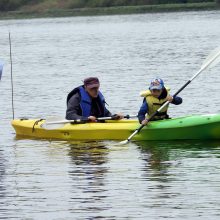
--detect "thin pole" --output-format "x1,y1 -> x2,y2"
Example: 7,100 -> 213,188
9,32 -> 15,120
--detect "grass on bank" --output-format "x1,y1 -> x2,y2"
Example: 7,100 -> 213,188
0,2 -> 219,19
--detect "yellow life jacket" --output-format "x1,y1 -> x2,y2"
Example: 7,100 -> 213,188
140,88 -> 170,120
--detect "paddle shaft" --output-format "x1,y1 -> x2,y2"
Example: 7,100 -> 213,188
126,51 -> 220,142
45,114 -> 136,125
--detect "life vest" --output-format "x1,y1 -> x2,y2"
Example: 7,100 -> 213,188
140,88 -> 170,120
67,86 -> 106,117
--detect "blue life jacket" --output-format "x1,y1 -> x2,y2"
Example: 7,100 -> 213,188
67,86 -> 106,117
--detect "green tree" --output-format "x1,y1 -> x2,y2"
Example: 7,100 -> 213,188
0,0 -> 36,11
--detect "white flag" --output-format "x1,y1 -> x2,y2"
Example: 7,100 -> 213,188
0,61 -> 3,80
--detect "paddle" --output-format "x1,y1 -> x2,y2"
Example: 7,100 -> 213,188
119,46 -> 220,145
41,114 -> 137,130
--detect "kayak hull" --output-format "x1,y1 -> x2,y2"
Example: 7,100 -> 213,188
11,114 -> 220,141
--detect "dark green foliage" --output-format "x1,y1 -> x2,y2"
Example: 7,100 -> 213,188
0,0 -> 43,11
83,0 -> 168,7
0,0 -> 216,12
80,0 -> 213,7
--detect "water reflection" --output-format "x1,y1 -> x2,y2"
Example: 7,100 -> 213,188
136,140 -> 220,181
137,140 -> 220,155
134,140 -> 220,214
67,141 -> 110,219
68,141 -> 109,166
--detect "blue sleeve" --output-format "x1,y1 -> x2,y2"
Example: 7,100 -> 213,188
172,96 -> 182,105
104,107 -> 112,117
138,99 -> 148,124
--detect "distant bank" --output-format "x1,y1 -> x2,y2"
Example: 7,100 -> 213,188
0,2 -> 220,20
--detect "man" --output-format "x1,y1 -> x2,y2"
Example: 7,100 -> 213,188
66,77 -> 123,121
138,78 -> 182,125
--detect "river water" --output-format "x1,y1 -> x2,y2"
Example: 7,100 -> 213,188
0,11 -> 220,219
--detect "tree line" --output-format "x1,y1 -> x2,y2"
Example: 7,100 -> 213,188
0,0 -> 217,12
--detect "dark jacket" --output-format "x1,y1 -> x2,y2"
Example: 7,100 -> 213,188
138,88 -> 182,123
66,86 -> 111,120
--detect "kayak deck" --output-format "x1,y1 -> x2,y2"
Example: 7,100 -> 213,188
11,114 -> 220,141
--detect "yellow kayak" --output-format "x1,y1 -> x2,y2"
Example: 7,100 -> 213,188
11,113 -> 220,141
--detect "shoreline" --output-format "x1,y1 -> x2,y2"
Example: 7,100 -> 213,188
0,2 -> 219,20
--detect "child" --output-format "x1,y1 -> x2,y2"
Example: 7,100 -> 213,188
138,78 -> 182,125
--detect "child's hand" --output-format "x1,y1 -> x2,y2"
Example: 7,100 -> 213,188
166,95 -> 173,102
141,119 -> 149,126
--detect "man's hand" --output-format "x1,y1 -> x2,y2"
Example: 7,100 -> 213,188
88,116 -> 97,122
112,113 -> 124,120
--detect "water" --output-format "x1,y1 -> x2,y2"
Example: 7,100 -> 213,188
0,11 -> 220,219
